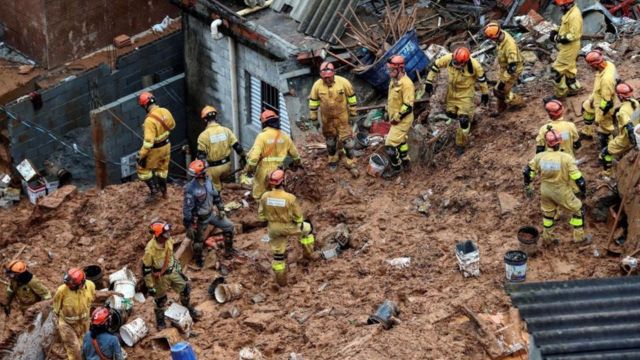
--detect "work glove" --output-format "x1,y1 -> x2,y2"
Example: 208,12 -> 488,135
136,155 -> 147,168
524,184 -> 534,199
3,305 -> 10,316
425,82 -> 434,95
186,227 -> 196,240
507,62 -> 517,75
550,30 -> 558,43
576,177 -> 587,199
600,100 -> 613,115
148,288 -> 157,296
481,94 -> 489,106
390,113 -> 401,125
218,208 -> 227,219
557,36 -> 571,44
239,155 -> 247,170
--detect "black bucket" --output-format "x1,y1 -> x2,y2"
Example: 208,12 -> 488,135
504,250 -> 528,282
517,226 -> 539,257
367,300 -> 398,329
84,265 -> 104,289
108,308 -> 125,334
355,132 -> 369,149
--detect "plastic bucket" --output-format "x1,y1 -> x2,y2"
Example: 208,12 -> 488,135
109,266 -> 135,285
106,294 -> 133,312
634,124 -> 640,150
214,283 -> 243,304
108,308 -> 125,334
164,302 -> 193,333
171,342 -> 197,360
517,226 -> 539,257
113,279 -> 136,299
83,265 -> 104,289
119,318 -> 148,347
504,250 -> 528,282
370,121 -> 391,136
367,300 -> 398,329
455,240 -> 480,277
355,132 -> 369,149
367,154 -> 388,177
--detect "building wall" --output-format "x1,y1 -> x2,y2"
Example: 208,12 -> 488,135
0,0 -> 47,64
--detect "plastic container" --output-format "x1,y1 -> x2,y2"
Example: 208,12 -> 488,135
213,283 -> 243,304
455,240 -> 480,277
367,300 -> 399,329
106,294 -> 133,312
108,308 -> 125,334
517,226 -> 539,257
113,279 -> 136,299
634,124 -> 640,150
355,132 -> 370,149
171,342 -> 197,360
83,265 -> 104,289
109,266 -> 136,285
164,302 -> 193,333
367,154 -> 388,177
119,318 -> 148,347
369,121 -> 391,136
504,250 -> 528,282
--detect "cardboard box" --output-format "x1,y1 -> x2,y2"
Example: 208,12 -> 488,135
22,179 -> 46,205
43,175 -> 59,194
16,159 -> 38,181
4,188 -> 20,202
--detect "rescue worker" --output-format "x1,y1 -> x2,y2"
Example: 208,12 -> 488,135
524,129 -> 589,245
53,268 -> 95,360
142,221 -> 202,330
536,99 -> 581,157
258,169 -> 316,287
426,47 -> 490,155
136,92 -> 176,201
81,307 -> 125,360
384,55 -> 416,178
3,260 -> 51,315
581,50 -> 617,148
600,82 -> 639,177
244,110 -> 302,200
483,22 -> 525,114
308,62 -> 359,178
183,159 -> 235,267
550,0 -> 583,98
196,105 -> 247,191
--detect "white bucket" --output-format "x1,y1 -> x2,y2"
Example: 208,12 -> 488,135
106,294 -> 133,312
214,283 -> 243,304
113,279 -> 136,299
119,318 -> 148,347
109,266 -> 136,285
367,154 -> 387,177
164,302 -> 193,333
634,124 -> 640,150
455,240 -> 480,277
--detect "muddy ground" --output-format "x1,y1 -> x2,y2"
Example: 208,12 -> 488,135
0,47 -> 639,359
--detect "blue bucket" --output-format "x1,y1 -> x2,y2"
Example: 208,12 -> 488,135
355,30 -> 430,93
171,342 -> 197,360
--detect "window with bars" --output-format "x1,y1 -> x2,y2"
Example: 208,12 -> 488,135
249,73 -> 291,134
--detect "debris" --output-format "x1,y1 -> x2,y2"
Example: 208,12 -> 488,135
289,353 -> 304,360
455,240 -> 480,277
497,192 -> 519,215
164,302 -> 193,334
239,347 -> 264,360
38,185 -> 77,209
224,201 -> 242,212
367,300 -> 400,330
251,293 -> 266,304
17,65 -> 34,74
243,313 -> 274,332
16,159 -> 38,181
113,34 -> 132,48
385,257 -> 411,269
151,16 -> 175,33
4,187 -> 20,202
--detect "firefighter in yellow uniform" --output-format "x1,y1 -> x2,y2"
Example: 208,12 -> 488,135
483,22 -> 524,114
142,221 -> 201,330
536,100 -> 581,157
600,83 -> 640,177
426,47 -> 490,155
244,110 -> 302,200
309,62 -> 359,178
581,50 -> 617,149
53,268 -> 95,360
3,260 -> 51,315
136,91 -> 176,201
383,55 -> 415,178
258,169 -> 316,287
550,0 -> 583,98
524,129 -> 589,245
196,105 -> 247,191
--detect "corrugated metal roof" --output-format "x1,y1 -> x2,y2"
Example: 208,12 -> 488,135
271,0 -> 357,43
507,276 -> 640,359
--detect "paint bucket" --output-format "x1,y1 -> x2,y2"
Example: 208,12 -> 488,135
321,246 -> 338,260
634,124 -> 640,150
113,279 -> 136,299
108,308 -> 125,334
106,294 -> 133,312
109,266 -> 136,285
517,226 -> 539,257
455,240 -> 480,277
83,265 -> 104,289
355,132 -> 369,149
367,300 -> 399,330
214,283 -> 243,304
164,302 -> 193,333
119,318 -> 149,347
171,342 -> 197,360
367,153 -> 388,177
504,250 -> 528,282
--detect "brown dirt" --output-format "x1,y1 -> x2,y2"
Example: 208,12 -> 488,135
1,43 -> 640,359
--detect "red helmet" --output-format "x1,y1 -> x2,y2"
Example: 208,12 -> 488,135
200,105 -> 218,121
268,169 -> 285,186
545,129 -> 563,147
91,307 -> 111,326
64,268 -> 86,288
188,159 -> 207,178
6,260 -> 27,274
387,55 -> 405,70
319,62 -> 335,78
138,92 -> 155,107
260,109 -> 279,123
453,47 -> 471,66
483,22 -> 501,40
585,50 -> 605,69
150,221 -> 171,238
544,100 -> 564,119
616,82 -> 634,100
553,0 -> 574,5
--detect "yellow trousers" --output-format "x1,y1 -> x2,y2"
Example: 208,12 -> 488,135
137,143 -> 171,180
58,318 -> 89,360
206,162 -> 232,191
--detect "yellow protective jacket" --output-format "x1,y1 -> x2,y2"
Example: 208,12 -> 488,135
536,118 -> 579,157
528,150 -> 582,188
616,99 -> 640,128
53,281 -> 95,324
197,123 -> 238,163
427,53 -> 490,98
142,237 -> 177,290
497,32 -> 524,77
388,74 -> 415,123
309,76 -> 357,120
590,61 -> 617,111
8,275 -> 51,307
246,128 -> 300,170
558,5 -> 582,44
139,105 -> 176,158
258,188 -> 304,225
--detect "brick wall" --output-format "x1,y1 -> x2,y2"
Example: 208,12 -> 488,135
0,0 -> 47,65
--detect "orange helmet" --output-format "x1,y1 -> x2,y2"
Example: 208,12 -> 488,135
616,82 -> 634,100
138,92 -> 155,107
319,62 -> 335,78
150,221 -> 171,237
188,159 -> 207,178
483,22 -> 501,40
200,105 -> 218,121
260,109 -> 278,123
268,169 -> 285,186
585,50 -> 605,69
91,307 -> 111,326
545,129 -> 563,147
453,47 -> 471,66
6,260 -> 27,274
64,268 -> 86,288
544,99 -> 564,119
387,55 -> 405,70
553,0 -> 574,5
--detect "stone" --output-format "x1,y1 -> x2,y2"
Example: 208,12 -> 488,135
243,313 -> 274,332
497,192 -> 519,214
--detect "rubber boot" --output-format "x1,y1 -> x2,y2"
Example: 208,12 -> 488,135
154,307 -> 166,330
507,93 -> 525,109
300,235 -> 319,261
274,268 -> 288,287
157,177 -> 168,199
223,232 -> 234,258
491,98 -> 507,117
597,133 -> 610,152
144,178 -> 159,203
566,77 -> 582,97
573,228 -> 591,245
402,159 -> 411,172
180,296 -> 203,321
193,243 -> 204,268
542,227 -> 559,246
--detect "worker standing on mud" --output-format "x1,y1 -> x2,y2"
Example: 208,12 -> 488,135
196,105 -> 247,191
53,268 -> 95,360
483,22 -> 525,115
426,47 -> 490,155
383,55 -> 415,178
3,260 -> 51,315
600,83 -> 639,177
523,129 -> 590,246
183,159 -> 236,267
136,91 -> 176,202
142,221 -> 202,330
244,110 -> 302,200
536,100 -> 580,157
81,307 -> 125,360
258,169 -> 317,287
308,62 -> 359,178
581,50 -> 617,149
550,0 -> 583,98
